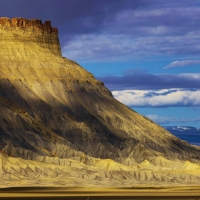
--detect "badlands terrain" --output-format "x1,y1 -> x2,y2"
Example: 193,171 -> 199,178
0,17 -> 200,188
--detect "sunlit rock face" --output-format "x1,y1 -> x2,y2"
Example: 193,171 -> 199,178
0,17 -> 61,56
0,17 -> 200,187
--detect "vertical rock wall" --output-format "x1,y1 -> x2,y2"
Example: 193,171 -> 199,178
0,17 -> 62,56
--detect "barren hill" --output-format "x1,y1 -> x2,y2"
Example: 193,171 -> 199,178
0,17 -> 200,187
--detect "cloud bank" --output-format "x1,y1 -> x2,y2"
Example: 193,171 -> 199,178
164,60 -> 200,69
62,2 -> 200,61
146,114 -> 200,125
112,89 -> 200,107
100,72 -> 200,108
0,1 -> 200,62
98,73 -> 200,90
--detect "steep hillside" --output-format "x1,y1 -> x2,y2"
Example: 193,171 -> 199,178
0,17 -> 200,187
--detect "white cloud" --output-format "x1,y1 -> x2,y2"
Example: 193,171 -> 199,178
146,114 -> 176,124
62,8 -> 200,62
146,114 -> 200,125
178,73 -> 200,79
62,33 -> 200,62
61,5 -> 200,63
112,89 -> 200,107
164,60 -> 200,69
63,34 -> 131,62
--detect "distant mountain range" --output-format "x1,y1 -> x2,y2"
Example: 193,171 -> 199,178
164,126 -> 200,146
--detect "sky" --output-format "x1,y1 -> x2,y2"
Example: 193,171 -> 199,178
1,0 -> 200,128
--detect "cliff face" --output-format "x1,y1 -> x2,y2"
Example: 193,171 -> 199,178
0,17 -> 61,56
0,17 -> 200,187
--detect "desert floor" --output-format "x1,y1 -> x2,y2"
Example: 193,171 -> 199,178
0,186 -> 200,200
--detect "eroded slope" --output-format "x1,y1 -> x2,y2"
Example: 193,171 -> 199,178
0,17 -> 200,186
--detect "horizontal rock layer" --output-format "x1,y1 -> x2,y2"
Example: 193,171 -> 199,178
0,17 -> 200,187
0,153 -> 200,187
0,17 -> 61,56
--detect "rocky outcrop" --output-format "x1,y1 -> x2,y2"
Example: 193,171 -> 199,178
0,17 -> 61,56
0,17 -> 200,187
0,153 -> 200,187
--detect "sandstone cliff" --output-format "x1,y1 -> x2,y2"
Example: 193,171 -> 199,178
0,17 -> 61,56
0,17 -> 200,187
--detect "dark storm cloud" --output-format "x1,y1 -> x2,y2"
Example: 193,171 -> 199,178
61,0 -> 200,61
0,0 -> 143,50
1,0 -> 200,60
97,72 -> 200,90
0,0 -> 151,40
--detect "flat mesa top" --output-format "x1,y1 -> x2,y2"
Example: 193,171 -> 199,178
0,17 -> 58,34
0,17 -> 61,56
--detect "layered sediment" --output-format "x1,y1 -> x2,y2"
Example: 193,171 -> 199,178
0,17 -> 200,187
0,17 -> 61,56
